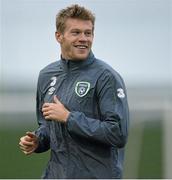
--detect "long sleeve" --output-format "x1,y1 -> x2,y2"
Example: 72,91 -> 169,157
34,73 -> 50,153
66,70 -> 129,148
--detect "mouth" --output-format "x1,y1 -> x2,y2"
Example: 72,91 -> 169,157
74,45 -> 88,49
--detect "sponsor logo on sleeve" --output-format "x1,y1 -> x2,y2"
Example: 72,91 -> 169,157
117,88 -> 125,98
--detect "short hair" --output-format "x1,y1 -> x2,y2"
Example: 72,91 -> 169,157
56,4 -> 95,33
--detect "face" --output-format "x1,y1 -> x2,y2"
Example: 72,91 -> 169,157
55,18 -> 94,60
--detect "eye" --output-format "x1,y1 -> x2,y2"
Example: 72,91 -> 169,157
71,31 -> 80,36
85,31 -> 92,37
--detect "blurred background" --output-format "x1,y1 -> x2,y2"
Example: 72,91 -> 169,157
0,0 -> 172,178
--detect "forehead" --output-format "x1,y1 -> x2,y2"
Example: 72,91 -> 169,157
64,18 -> 93,31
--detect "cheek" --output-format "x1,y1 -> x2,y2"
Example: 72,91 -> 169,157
88,38 -> 93,47
62,41 -> 71,51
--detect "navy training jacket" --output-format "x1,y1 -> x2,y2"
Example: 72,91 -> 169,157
35,52 -> 129,179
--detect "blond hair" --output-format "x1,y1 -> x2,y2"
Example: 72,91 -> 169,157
56,4 -> 95,33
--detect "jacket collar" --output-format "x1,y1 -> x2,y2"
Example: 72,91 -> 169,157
60,51 -> 94,71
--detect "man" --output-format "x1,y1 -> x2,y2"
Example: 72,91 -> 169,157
19,4 -> 129,179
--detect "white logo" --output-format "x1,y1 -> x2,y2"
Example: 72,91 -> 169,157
48,87 -> 55,95
75,81 -> 90,97
50,76 -> 57,86
117,88 -> 125,98
48,76 -> 57,95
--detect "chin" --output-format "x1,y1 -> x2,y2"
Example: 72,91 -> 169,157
75,53 -> 89,60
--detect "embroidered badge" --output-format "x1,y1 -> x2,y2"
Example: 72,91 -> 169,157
75,81 -> 90,97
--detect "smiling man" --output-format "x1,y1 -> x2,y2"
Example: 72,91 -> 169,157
56,18 -> 93,60
19,4 -> 129,179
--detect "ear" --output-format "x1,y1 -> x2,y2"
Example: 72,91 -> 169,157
55,31 -> 63,43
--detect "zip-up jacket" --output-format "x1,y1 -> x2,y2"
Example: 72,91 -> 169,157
35,52 -> 129,179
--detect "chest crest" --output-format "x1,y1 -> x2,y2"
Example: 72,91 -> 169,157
75,81 -> 90,97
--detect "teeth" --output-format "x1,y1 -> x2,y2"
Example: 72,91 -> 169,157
75,45 -> 87,49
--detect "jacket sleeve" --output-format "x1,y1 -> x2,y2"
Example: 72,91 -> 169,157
66,70 -> 129,148
34,73 -> 50,153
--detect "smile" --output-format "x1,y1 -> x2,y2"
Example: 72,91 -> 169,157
74,45 -> 88,49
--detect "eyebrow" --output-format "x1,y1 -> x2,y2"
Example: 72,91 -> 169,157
70,28 -> 92,31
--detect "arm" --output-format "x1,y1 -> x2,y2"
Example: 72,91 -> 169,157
66,71 -> 129,148
34,74 -> 50,153
19,73 -> 50,154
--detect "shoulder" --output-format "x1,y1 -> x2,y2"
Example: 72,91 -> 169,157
93,58 -> 128,98
37,60 -> 61,91
38,60 -> 62,82
93,58 -> 125,85
39,60 -> 61,76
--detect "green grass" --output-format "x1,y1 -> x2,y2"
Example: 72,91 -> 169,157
0,113 -> 50,178
123,119 -> 163,178
0,127 -> 50,178
0,114 -> 163,178
138,120 -> 163,178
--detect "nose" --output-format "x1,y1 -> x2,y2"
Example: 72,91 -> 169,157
78,33 -> 87,42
